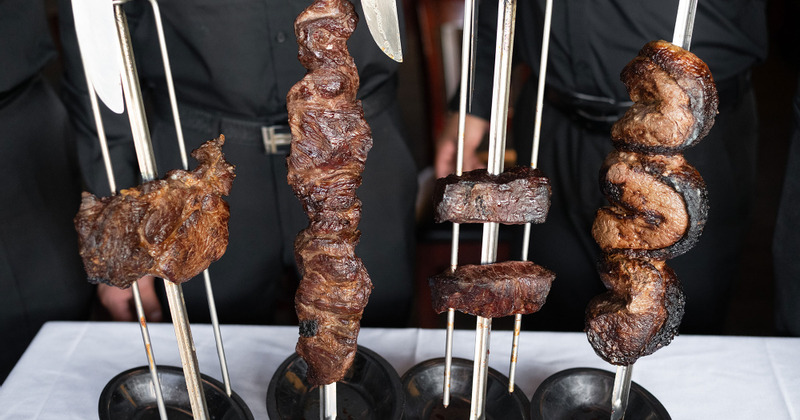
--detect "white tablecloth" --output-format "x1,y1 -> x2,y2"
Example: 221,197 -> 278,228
0,321 -> 798,419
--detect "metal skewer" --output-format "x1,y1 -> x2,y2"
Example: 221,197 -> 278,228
610,365 -> 634,420
113,3 -> 209,418
508,0 -> 553,394
672,0 -> 699,51
142,0 -> 233,396
441,0 -> 479,408
468,1 -> 517,418
320,383 -> 337,420
607,2 -> 699,418
77,14 -> 169,419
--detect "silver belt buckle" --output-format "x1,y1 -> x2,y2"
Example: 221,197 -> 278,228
261,125 -> 292,154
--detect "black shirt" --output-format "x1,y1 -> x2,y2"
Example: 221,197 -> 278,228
58,0 -> 405,193
0,0 -> 55,93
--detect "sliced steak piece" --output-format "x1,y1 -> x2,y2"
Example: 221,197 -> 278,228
430,260 -> 555,318
433,166 -> 551,225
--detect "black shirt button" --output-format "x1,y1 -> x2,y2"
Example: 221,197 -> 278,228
276,31 -> 286,43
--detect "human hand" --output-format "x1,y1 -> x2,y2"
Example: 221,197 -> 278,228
434,112 -> 490,179
97,275 -> 163,322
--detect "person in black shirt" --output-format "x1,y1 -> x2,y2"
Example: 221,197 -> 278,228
436,0 -> 767,334
58,0 -> 417,327
0,0 -> 95,383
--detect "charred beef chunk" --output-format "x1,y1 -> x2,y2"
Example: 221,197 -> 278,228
286,0 -> 373,387
74,136 -> 234,288
430,260 -> 555,318
591,150 -> 708,260
433,166 -> 551,225
586,255 -> 685,366
611,40 -> 718,155
587,41 -> 716,365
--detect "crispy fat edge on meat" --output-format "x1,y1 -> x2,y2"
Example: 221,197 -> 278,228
585,255 -> 685,365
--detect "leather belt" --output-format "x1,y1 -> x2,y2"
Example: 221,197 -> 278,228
260,125 -> 292,154
545,85 -> 632,134
172,102 -> 293,155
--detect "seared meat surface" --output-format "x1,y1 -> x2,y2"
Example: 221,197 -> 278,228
611,40 -> 718,154
586,255 -> 685,365
286,0 -> 373,387
433,166 -> 551,225
74,136 -> 235,288
430,261 -> 555,318
592,151 -> 708,259
586,41 -> 715,365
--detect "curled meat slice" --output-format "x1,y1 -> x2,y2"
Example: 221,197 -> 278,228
433,166 -> 551,225
74,136 -> 235,288
585,255 -> 685,366
591,150 -> 708,260
429,261 -> 555,318
611,40 -> 718,154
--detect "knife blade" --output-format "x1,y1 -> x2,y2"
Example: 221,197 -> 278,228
361,0 -> 403,62
71,0 -> 125,114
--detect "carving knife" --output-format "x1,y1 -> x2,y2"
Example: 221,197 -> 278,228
361,0 -> 404,62
71,0 -> 125,114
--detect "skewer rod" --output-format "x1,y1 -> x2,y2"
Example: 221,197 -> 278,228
507,313 -> 522,393
114,4 -> 156,180
165,282 -> 210,420
470,1 -> 517,417
203,269 -> 232,396
486,0 -> 517,178
84,77 -> 117,193
610,364 -> 634,420
151,0 -> 234,391
469,316 -> 491,420
132,283 -> 168,419
455,0 -> 478,176
442,308 -> 455,407
115,5 -> 209,417
81,51 -> 168,419
320,383 -> 337,420
509,0 -> 553,394
443,0 -> 479,407
529,0 -> 553,170
671,0 -> 699,50
147,0 -> 188,170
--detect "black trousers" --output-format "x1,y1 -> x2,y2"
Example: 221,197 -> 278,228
142,100 -> 417,327
0,76 -> 95,382
512,77 -> 758,334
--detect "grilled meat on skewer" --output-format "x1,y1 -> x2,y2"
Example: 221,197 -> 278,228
586,40 -> 716,363
433,166 -> 552,225
592,150 -> 708,260
286,0 -> 373,387
74,136 -> 235,288
586,255 -> 685,366
611,40 -> 719,155
430,261 -> 555,318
